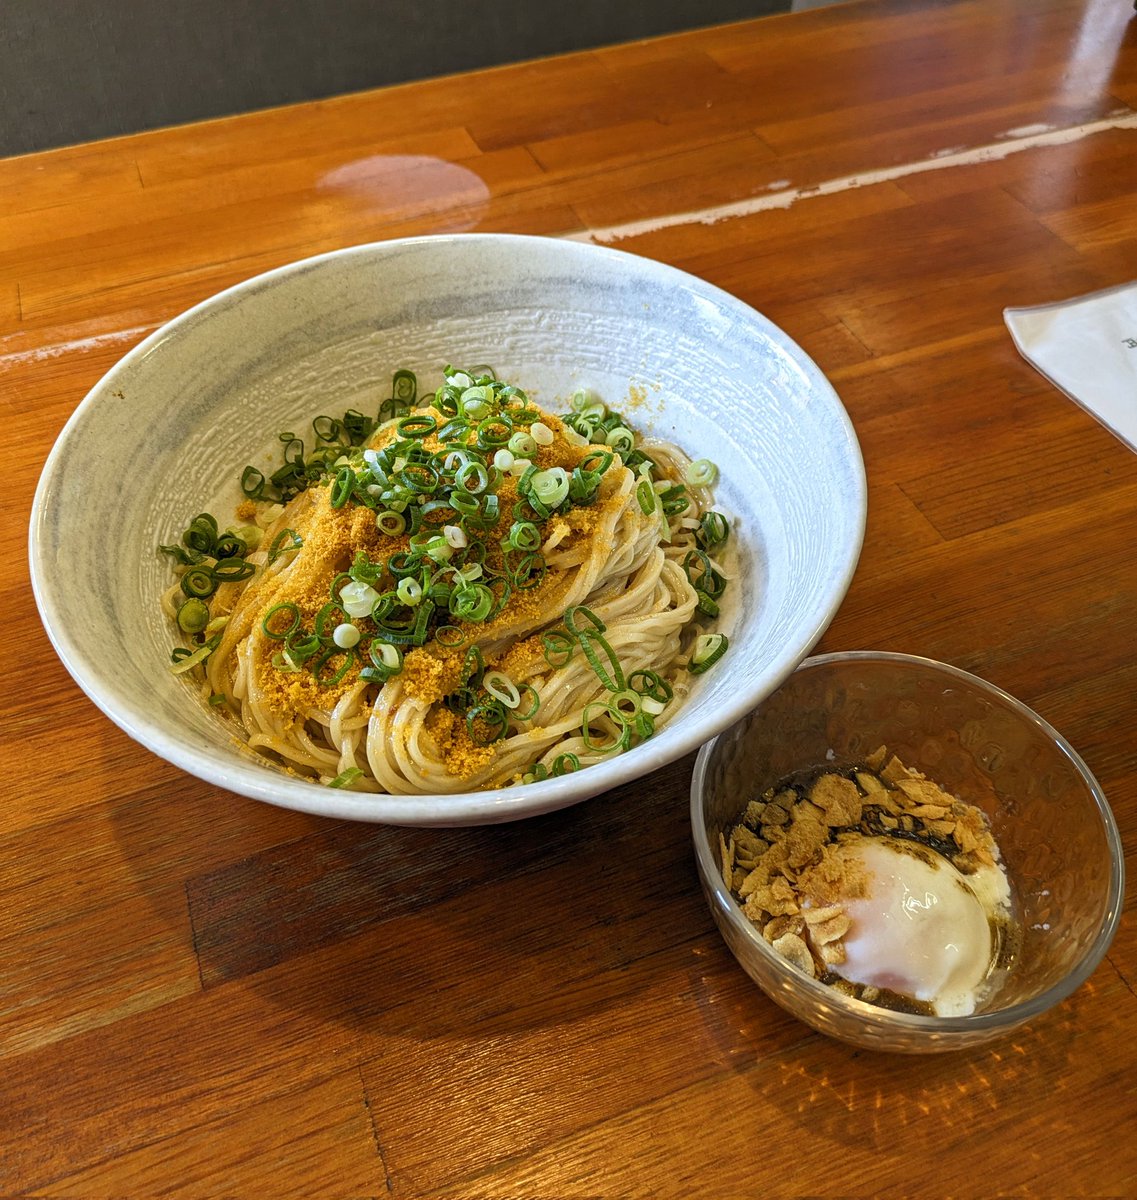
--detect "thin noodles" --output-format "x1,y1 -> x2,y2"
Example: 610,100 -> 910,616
161,366 -> 732,794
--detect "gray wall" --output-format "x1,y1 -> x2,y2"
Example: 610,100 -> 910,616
1,0 -> 789,156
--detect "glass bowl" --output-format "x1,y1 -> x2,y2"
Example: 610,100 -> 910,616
690,651 -> 1125,1053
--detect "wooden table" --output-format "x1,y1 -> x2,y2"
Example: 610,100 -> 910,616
3,0 -> 1135,1194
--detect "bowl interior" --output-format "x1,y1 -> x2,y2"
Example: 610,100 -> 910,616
31,235 -> 866,825
693,652 -> 1124,1045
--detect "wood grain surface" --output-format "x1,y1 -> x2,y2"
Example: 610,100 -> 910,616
3,0 -> 1136,1195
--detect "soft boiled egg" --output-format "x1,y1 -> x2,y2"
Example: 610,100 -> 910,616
816,837 -> 1007,1017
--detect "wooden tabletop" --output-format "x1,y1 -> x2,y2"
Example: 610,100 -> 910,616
4,0 -> 1136,1194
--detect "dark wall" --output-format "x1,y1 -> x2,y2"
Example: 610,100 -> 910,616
0,0 -> 789,156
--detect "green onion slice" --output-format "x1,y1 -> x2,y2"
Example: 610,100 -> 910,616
267,528 -> 302,563
578,630 -> 625,693
564,606 -> 605,636
541,629 -> 574,668
240,465 -> 266,499
690,633 -> 729,674
176,598 -> 210,634
685,458 -> 718,488
168,633 -> 222,676
261,602 -> 301,640
180,566 -> 216,599
211,559 -> 255,583
483,670 -> 521,709
696,511 -> 730,549
628,669 -> 673,704
514,684 -> 540,722
636,479 -> 656,515
328,767 -> 364,789
466,702 -> 507,746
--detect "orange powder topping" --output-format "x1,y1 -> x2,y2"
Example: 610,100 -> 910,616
241,403 -> 630,721
423,707 -> 498,778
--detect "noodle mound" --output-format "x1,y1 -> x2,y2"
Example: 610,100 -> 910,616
161,367 -> 730,794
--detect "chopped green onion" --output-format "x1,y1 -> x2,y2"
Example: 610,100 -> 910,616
312,414 -> 342,443
180,566 -> 216,599
508,431 -> 537,458
690,633 -> 729,674
210,559 -> 255,583
333,623 -> 361,649
628,669 -> 673,703
580,701 -> 629,753
633,712 -> 656,739
530,467 -> 569,509
466,702 -> 508,746
340,580 -> 380,618
461,645 -> 485,685
391,369 -> 417,409
240,465 -> 266,499
327,767 -> 364,789
636,479 -> 657,514
261,602 -> 301,640
176,598 -> 210,634
475,414 -> 513,447
456,461 -> 490,494
578,629 -> 625,692
312,647 -> 355,686
168,633 -> 221,676
315,602 -> 348,643
683,549 -> 727,599
564,606 -> 605,636
397,414 -> 438,439
287,631 -> 321,663
213,532 -> 246,559
267,528 -> 302,563
610,689 -> 642,719
696,593 -> 720,617
396,577 -> 423,606
579,450 -> 614,479
450,583 -> 494,623
514,684 -> 540,722
697,511 -> 730,549
541,629 -> 574,668
503,520 -> 541,552
330,467 -> 356,508
659,485 -> 689,516
509,552 -> 546,590
483,670 -> 521,709
686,458 -> 718,488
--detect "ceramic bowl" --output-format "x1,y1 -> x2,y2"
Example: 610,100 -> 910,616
30,234 -> 866,825
691,651 -> 1125,1052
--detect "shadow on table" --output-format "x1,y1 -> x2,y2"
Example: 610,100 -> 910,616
107,748 -> 725,1044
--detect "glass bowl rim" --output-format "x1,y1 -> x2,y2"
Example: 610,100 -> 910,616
690,649 -> 1126,1036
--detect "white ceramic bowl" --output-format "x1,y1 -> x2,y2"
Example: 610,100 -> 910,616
30,234 -> 866,826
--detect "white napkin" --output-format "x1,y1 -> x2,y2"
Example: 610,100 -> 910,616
1004,281 -> 1137,453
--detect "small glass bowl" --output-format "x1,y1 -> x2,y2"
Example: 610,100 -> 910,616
690,651 -> 1125,1053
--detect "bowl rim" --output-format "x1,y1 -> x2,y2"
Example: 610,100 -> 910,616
29,232 -> 867,825
690,648 -> 1126,1034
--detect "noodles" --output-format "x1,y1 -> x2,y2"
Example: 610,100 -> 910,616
160,366 -> 732,794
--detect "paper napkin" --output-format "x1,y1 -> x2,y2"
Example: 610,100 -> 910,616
1005,281 -> 1137,453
